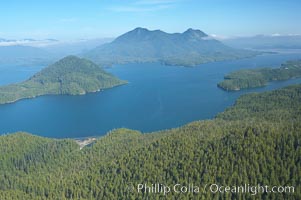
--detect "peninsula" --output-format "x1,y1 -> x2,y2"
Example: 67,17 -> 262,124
218,60 -> 301,91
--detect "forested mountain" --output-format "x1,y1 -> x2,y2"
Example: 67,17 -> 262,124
84,28 -> 258,67
218,60 -> 301,91
0,56 -> 127,104
0,84 -> 300,199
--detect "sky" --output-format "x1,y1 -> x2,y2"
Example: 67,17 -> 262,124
0,0 -> 300,40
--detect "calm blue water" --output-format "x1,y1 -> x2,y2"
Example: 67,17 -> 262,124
0,52 -> 301,138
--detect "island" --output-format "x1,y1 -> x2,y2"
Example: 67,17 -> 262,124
0,55 -> 127,104
218,60 -> 301,91
84,27 -> 259,67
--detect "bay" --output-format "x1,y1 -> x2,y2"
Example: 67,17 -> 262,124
0,52 -> 301,138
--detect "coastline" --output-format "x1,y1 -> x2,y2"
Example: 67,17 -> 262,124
0,81 -> 127,105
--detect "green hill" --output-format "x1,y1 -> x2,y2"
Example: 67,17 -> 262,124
0,56 -> 127,104
84,28 -> 259,67
0,84 -> 300,199
218,60 -> 301,91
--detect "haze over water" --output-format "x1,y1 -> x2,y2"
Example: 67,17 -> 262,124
0,52 -> 301,138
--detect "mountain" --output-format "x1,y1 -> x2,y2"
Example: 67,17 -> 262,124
0,84 -> 300,199
0,37 -> 114,63
0,45 -> 57,65
43,38 -> 114,57
0,56 -> 127,104
222,34 -> 301,49
84,27 -> 258,67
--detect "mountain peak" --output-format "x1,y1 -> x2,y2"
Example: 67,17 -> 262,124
114,27 -> 165,43
183,28 -> 208,38
129,27 -> 150,35
60,55 -> 80,61
133,27 -> 149,32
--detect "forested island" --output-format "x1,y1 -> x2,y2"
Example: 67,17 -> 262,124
218,60 -> 301,91
84,28 -> 259,67
0,56 -> 127,104
0,84 -> 300,199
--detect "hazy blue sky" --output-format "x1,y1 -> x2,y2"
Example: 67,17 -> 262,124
1,0 -> 300,39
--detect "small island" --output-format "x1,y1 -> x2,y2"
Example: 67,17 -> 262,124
0,56 -> 127,104
218,60 -> 301,91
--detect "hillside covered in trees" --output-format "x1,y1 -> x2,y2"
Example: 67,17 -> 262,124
0,56 -> 127,104
84,28 -> 258,67
0,84 -> 300,199
218,60 -> 301,91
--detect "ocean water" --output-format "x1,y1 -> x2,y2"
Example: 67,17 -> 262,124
0,52 -> 301,138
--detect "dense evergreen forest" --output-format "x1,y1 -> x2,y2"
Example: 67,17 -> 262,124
0,84 -> 300,199
218,60 -> 301,91
0,56 -> 127,104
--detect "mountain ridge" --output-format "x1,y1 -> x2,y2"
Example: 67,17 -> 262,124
84,27 -> 259,67
0,45 -> 56,65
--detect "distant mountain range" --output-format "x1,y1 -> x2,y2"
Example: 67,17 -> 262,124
0,39 -> 60,66
0,38 -> 112,65
3,29 -> 300,67
222,34 -> 301,49
0,45 -> 56,65
43,38 -> 114,56
83,27 -> 258,67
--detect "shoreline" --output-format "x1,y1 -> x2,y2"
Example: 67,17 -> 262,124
0,81 -> 127,106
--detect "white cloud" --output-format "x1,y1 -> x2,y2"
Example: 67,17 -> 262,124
271,33 -> 301,37
201,36 -> 215,40
271,33 -> 281,37
210,34 -> 232,40
0,39 -> 60,47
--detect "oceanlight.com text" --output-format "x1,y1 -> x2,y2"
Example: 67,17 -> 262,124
130,183 -> 295,196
